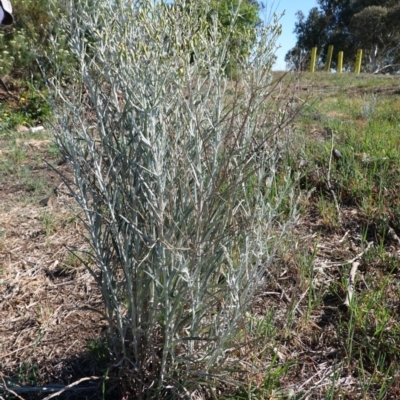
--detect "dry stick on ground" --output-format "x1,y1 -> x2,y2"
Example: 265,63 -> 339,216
346,241 -> 373,265
327,129 -> 341,224
0,373 -> 103,399
343,241 -> 373,307
344,261 -> 360,308
41,376 -> 106,400
0,373 -> 25,400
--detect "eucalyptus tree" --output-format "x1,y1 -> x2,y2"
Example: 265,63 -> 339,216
286,0 -> 400,72
350,3 -> 400,72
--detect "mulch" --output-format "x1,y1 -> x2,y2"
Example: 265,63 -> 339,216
0,139 -> 108,399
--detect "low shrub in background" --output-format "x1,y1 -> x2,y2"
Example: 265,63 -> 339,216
0,0 -> 71,131
46,0 -> 298,397
0,0 -> 77,79
0,84 -> 52,131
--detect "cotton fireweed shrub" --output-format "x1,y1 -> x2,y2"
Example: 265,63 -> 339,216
46,0 -> 298,396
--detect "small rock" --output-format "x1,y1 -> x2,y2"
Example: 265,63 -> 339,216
39,197 -> 53,207
332,148 -> 343,160
30,126 -> 45,133
15,124 -> 29,132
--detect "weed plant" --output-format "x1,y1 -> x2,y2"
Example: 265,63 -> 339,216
0,87 -> 52,132
46,0 -> 299,397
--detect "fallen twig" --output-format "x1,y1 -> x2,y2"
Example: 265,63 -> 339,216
0,375 -> 102,398
347,241 -> 373,264
42,376 -> 105,400
339,230 -> 349,243
327,130 -> 341,223
344,261 -> 360,307
0,373 -> 25,400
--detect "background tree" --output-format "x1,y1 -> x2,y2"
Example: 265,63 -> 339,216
284,8 -> 328,70
0,0 -> 261,80
0,0 -> 53,78
286,0 -> 400,73
350,4 -> 400,71
171,0 -> 261,74
211,0 -> 260,72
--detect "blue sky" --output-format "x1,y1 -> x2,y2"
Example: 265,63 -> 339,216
262,0 -> 317,70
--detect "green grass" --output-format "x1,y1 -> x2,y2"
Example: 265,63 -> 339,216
229,72 -> 400,399
297,73 -> 400,395
275,71 -> 400,93
0,129 -> 57,205
39,210 -> 57,236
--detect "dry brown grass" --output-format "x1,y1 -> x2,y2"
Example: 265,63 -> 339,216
0,134 -> 108,399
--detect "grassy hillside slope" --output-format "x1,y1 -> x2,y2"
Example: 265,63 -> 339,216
1,72 -> 400,399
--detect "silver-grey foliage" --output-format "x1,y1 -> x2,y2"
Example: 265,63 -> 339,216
47,0 -> 298,396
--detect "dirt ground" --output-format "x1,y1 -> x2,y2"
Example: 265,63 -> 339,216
0,133 -> 108,399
